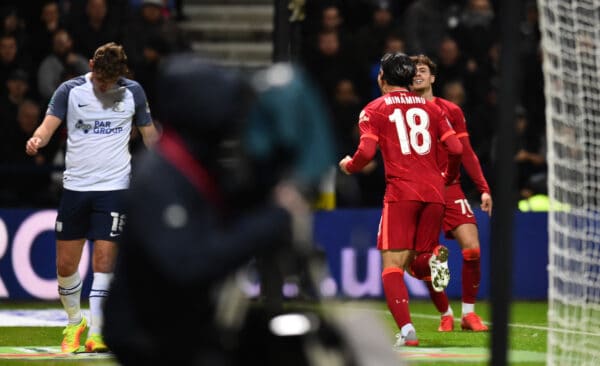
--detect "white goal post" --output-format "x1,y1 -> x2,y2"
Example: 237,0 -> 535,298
538,0 -> 600,365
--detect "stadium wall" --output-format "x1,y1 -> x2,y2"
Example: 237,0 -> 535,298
0,208 -> 548,300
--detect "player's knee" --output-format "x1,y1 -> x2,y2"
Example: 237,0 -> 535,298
382,266 -> 404,278
462,248 -> 480,261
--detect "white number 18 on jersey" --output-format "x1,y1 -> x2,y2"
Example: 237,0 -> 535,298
389,107 -> 431,155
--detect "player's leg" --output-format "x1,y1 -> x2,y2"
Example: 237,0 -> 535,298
378,201 -> 419,347
381,251 -> 418,347
86,239 -> 117,352
85,190 -> 125,352
411,202 -> 450,292
409,202 -> 454,330
57,239 -> 88,352
451,223 -> 488,331
409,252 -> 454,331
55,189 -> 90,352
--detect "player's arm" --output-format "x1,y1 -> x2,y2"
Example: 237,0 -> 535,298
138,122 -> 161,148
339,135 -> 377,175
440,129 -> 463,185
340,108 -> 378,175
458,134 -> 493,215
450,104 -> 493,215
25,115 -> 62,156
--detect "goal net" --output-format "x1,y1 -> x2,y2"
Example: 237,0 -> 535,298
538,0 -> 600,364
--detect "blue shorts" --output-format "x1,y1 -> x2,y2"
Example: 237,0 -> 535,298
55,189 -> 127,241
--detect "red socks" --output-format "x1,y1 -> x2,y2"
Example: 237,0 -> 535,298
382,267 -> 411,328
426,281 -> 449,313
462,248 -> 481,304
409,252 -> 432,280
407,248 -> 481,312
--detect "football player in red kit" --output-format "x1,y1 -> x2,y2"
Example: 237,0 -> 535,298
339,52 -> 463,347
410,54 -> 492,332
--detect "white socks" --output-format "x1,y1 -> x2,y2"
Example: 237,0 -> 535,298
88,272 -> 113,335
401,323 -> 416,337
462,302 -> 475,317
58,272 -> 83,325
442,306 -> 454,317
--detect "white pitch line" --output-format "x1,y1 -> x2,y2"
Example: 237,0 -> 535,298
409,312 -> 600,337
334,303 -> 600,338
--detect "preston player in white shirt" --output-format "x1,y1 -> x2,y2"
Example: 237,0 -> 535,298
26,42 -> 159,353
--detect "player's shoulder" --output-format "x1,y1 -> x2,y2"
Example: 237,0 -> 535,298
364,94 -> 387,110
434,97 -> 462,114
359,95 -> 386,121
119,77 -> 143,91
421,97 -> 445,117
58,74 -> 87,91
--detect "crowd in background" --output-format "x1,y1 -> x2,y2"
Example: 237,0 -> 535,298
0,0 -> 547,209
0,0 -> 189,207
298,0 -> 547,208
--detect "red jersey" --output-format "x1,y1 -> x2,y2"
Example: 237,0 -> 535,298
433,97 -> 490,195
346,90 -> 458,204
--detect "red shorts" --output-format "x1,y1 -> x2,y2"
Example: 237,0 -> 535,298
377,201 -> 445,253
443,184 -> 478,239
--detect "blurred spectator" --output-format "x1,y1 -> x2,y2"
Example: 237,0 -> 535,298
0,99 -> 56,207
129,0 -> 174,20
330,79 -> 361,156
0,69 -> 33,134
402,0 -> 453,56
330,78 -> 363,207
367,31 -> 405,100
439,79 -> 484,200
433,36 -> 480,105
518,2 -> 544,140
513,106 -> 546,199
301,3 -> 354,66
519,0 -> 541,57
131,36 -> 169,107
0,34 -> 32,94
451,0 -> 497,66
0,6 -> 30,57
30,1 -> 66,70
302,29 -> 362,106
67,0 -> 124,59
354,2 -> 402,83
37,29 -> 89,102
122,0 -> 190,73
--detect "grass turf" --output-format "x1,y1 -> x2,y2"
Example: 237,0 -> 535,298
0,299 -> 547,365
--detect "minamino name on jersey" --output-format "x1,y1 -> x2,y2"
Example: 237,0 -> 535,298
384,95 -> 426,105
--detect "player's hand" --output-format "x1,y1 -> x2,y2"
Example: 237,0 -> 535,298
481,192 -> 492,216
25,137 -> 42,156
339,155 -> 352,175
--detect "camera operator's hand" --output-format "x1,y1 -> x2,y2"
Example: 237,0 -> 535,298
273,181 -> 312,247
273,181 -> 310,218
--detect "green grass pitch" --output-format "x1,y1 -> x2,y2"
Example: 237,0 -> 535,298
0,299 -> 547,365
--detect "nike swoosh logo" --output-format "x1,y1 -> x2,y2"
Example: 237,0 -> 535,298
78,103 -> 89,107
109,232 -> 120,237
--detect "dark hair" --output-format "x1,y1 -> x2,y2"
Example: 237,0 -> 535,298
379,52 -> 415,88
92,42 -> 129,80
410,54 -> 437,76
